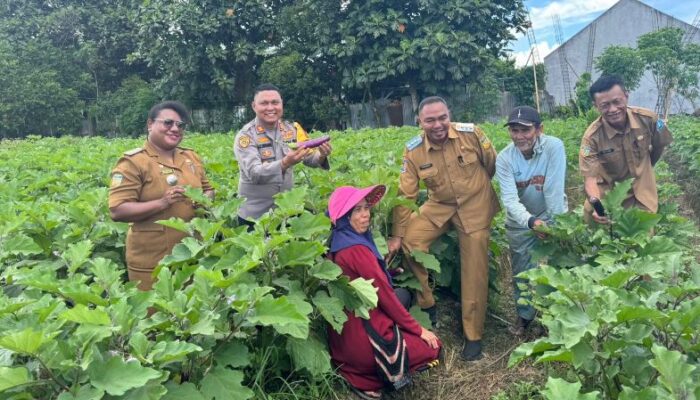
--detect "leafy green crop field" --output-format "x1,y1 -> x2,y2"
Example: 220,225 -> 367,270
0,117 -> 699,399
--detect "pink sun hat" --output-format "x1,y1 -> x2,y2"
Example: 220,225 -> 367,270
328,185 -> 386,224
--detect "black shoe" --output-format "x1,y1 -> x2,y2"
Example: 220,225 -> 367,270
461,339 -> 483,361
422,306 -> 437,327
510,316 -> 533,337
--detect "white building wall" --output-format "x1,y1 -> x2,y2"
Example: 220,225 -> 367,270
544,0 -> 699,114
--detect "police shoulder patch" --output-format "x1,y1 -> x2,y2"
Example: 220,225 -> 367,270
406,135 -> 423,151
454,122 -> 475,133
238,135 -> 251,148
123,147 -> 144,156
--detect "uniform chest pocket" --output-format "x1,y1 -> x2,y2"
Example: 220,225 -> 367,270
457,153 -> 479,178
418,168 -> 441,190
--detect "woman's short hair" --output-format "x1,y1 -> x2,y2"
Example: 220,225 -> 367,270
148,101 -> 190,123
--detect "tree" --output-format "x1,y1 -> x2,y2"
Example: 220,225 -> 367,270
258,52 -> 346,131
0,39 -> 83,138
594,46 -> 645,91
129,0 -> 286,111
637,28 -> 700,114
0,0 -> 153,136
573,72 -> 593,114
298,0 -> 528,109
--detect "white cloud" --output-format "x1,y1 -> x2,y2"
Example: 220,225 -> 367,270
528,0 -> 617,31
512,41 -> 557,67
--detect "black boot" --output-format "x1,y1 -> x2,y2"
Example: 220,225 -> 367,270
421,305 -> 437,327
462,339 -> 483,361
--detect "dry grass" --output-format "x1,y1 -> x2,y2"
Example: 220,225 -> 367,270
333,254 -> 547,400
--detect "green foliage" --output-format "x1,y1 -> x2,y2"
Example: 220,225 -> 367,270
573,73 -> 593,114
637,28 -> 700,113
93,76 -> 159,137
509,180 -> 700,398
2,116 -> 700,398
301,0 -> 528,101
258,52 -> 346,131
594,46 -> 645,92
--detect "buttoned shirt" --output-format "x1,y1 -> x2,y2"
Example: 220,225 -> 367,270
579,106 -> 672,212
234,118 -> 329,219
392,123 -> 500,236
109,140 -> 212,270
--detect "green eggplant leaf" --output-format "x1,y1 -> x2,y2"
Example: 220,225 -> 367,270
312,291 -> 347,334
88,357 -> 162,396
287,336 -> 332,377
0,366 -> 31,392
200,367 -> 253,400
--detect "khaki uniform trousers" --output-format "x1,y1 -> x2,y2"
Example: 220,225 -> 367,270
402,211 -> 490,341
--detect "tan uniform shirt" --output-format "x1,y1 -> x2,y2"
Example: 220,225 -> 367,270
579,106 -> 672,212
109,140 -> 213,271
392,123 -> 500,237
234,118 -> 329,219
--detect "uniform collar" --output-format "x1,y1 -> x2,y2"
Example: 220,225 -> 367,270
423,127 -> 458,150
142,140 -> 186,168
602,108 -> 641,139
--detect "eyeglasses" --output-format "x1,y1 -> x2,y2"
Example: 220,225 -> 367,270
155,119 -> 187,130
596,98 -> 626,112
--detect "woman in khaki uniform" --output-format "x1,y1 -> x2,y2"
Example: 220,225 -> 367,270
109,101 -> 214,290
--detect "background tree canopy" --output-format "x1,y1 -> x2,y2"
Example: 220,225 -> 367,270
0,0 -> 529,138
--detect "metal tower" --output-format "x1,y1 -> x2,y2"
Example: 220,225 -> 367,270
553,14 -> 572,103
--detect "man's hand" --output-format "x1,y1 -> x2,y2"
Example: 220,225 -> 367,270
317,142 -> 332,158
385,237 -> 402,262
591,210 -> 611,225
531,219 -> 548,239
281,148 -> 313,171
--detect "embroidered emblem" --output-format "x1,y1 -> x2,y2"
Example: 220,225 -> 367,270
186,159 -> 195,173
257,136 -> 270,144
260,149 -> 274,159
637,135 -> 644,141
656,118 -> 665,132
478,132 -> 491,149
455,123 -> 474,133
282,131 -> 294,141
581,146 -> 591,157
160,168 -> 174,174
238,136 -> 251,148
256,126 -> 265,133
406,135 -> 423,150
400,158 -> 407,173
111,173 -> 123,187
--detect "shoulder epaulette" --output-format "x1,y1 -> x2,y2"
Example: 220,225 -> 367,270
454,122 -> 475,133
629,106 -> 656,119
123,148 -> 144,156
406,135 -> 423,151
177,146 -> 193,152
583,119 -> 602,138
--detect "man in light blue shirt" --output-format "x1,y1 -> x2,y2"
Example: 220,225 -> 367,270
495,106 -> 568,336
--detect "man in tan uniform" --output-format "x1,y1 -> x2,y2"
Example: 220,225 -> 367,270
386,96 -> 500,361
579,75 -> 672,223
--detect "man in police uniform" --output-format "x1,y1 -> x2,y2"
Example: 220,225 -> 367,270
234,84 -> 331,225
386,96 -> 500,361
580,75 -> 672,224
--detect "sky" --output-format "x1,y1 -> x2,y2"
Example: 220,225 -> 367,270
508,0 -> 700,66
